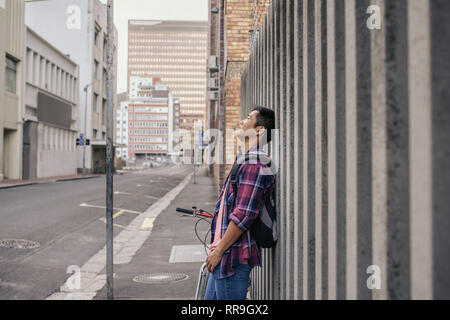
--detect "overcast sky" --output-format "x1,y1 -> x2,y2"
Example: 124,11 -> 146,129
101,0 -> 208,93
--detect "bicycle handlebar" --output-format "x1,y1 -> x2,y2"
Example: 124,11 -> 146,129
176,207 -> 194,215
177,207 -> 213,219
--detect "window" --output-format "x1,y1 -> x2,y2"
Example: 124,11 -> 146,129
94,27 -> 100,47
93,93 -> 99,112
102,99 -> 106,126
5,56 -> 17,94
94,60 -> 99,79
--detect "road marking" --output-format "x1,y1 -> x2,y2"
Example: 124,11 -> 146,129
169,245 -> 207,263
97,210 -> 131,229
79,203 -> 142,215
114,191 -> 131,195
139,218 -> 155,231
145,195 -> 159,200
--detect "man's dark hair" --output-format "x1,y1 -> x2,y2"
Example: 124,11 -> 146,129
252,106 -> 275,144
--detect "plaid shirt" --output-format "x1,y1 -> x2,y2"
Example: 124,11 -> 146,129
210,146 -> 275,279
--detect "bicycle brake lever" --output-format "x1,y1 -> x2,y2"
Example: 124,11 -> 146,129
180,213 -> 194,217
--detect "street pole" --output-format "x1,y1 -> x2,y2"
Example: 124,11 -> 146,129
82,85 -> 88,176
105,0 -> 114,301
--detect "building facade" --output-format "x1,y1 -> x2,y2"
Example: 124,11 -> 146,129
127,20 -> 207,133
0,0 -> 25,181
23,27 -> 79,179
116,101 -> 129,161
118,76 -> 179,165
25,0 -> 118,174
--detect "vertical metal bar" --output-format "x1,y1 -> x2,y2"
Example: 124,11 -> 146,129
83,86 -> 88,176
106,0 -> 114,301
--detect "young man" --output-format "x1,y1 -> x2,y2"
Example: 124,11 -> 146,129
204,106 -> 275,300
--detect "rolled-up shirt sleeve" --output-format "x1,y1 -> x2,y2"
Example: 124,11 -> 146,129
229,163 -> 273,232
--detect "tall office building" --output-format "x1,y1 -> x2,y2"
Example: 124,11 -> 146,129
128,20 -> 208,133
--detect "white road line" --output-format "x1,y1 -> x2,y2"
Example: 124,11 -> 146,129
49,172 -> 194,300
114,191 -> 131,195
79,203 -> 142,215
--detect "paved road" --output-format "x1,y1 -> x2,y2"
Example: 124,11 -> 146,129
0,164 -> 192,300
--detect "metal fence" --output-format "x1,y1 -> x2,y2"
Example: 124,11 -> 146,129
241,0 -> 450,300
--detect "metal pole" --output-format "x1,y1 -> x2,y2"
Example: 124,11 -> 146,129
82,86 -> 88,176
193,163 -> 196,184
105,0 -> 114,301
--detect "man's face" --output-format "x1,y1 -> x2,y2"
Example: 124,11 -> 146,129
234,110 -> 265,141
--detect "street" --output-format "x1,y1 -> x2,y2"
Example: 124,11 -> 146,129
0,164 -> 194,299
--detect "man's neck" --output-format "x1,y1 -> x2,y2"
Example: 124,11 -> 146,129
240,139 -> 258,155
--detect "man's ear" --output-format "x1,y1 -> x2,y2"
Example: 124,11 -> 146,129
256,126 -> 266,136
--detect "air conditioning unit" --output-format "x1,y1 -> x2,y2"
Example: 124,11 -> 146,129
208,91 -> 219,101
208,56 -> 219,72
208,77 -> 219,90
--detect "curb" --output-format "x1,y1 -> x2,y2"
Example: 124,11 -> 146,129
0,182 -> 38,190
0,175 -> 103,190
55,175 -> 102,182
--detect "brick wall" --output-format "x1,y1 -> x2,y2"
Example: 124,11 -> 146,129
209,0 -> 271,192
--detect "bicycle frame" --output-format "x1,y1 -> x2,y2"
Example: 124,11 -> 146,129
195,262 -> 209,300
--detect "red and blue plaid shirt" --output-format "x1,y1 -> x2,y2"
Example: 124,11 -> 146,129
210,146 -> 275,279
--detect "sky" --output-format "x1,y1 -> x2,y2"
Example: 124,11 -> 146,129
101,0 -> 208,93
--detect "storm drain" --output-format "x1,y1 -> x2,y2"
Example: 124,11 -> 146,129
133,273 -> 189,284
0,239 -> 40,249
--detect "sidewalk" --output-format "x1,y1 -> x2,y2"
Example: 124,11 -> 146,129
0,173 -> 103,190
92,167 -> 218,300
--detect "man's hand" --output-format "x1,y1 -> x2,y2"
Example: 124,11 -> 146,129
205,221 -> 245,273
206,249 -> 223,273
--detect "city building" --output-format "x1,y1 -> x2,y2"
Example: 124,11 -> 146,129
118,76 -> 179,166
127,20 -> 207,133
207,0 -> 270,189
25,0 -> 118,174
23,27 -> 80,179
0,0 -> 25,181
115,101 -> 129,161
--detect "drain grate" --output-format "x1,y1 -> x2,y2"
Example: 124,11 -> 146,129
0,239 -> 40,249
133,273 -> 189,284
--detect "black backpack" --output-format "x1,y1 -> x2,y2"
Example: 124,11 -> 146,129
230,153 -> 278,248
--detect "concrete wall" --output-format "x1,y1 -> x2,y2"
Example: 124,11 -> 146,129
36,122 -> 78,178
241,0 -> 450,300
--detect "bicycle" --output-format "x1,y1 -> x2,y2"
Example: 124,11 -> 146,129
176,206 -> 213,300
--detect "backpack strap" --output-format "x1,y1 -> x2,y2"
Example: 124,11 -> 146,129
230,153 -> 271,209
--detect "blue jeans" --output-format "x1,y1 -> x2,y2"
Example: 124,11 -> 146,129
204,264 -> 252,300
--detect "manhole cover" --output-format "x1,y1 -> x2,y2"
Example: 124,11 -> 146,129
0,239 -> 40,249
133,273 -> 189,284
